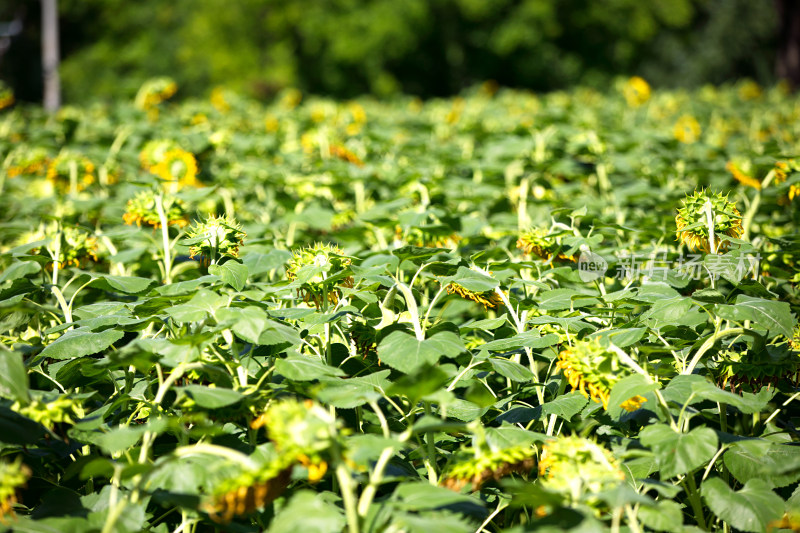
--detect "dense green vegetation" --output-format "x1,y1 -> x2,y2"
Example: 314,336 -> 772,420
2,0 -> 779,103
0,78 -> 799,532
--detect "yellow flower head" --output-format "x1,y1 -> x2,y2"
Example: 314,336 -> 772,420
556,338 -> 646,412
395,226 -> 461,249
516,228 -> 575,262
204,457 -> 294,524
442,445 -> 536,492
715,348 -> 800,393
46,151 -> 95,192
329,144 -> 364,166
622,76 -> 651,107
725,159 -> 760,190
737,79 -> 763,101
285,243 -> 354,308
445,281 -> 503,309
250,398 -> 334,479
0,458 -> 30,524
674,115 -> 701,144
150,148 -> 199,189
134,77 -> 178,113
279,87 -> 303,109
6,147 -> 49,178
675,189 -> 743,254
210,86 -> 231,113
538,435 -> 624,505
123,190 -> 188,228
139,139 -> 180,171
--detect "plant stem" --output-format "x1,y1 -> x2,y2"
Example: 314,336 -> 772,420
155,193 -> 172,284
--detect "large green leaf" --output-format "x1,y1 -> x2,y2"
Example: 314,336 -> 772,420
714,295 -> 795,338
702,478 -> 784,532
0,349 -> 30,403
269,490 -> 345,533
275,353 -> 345,381
541,392 -> 588,420
37,327 -> 124,361
639,424 -> 718,478
378,330 -> 464,374
607,374 -> 660,418
165,289 -> 228,323
209,260 -> 249,291
178,385 -> 243,409
723,440 -> 800,488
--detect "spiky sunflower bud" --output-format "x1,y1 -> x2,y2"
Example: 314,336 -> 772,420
675,189 -> 743,254
123,190 -> 188,228
442,445 -> 536,491
285,243 -> 354,308
0,458 -> 30,523
184,215 -> 245,265
556,338 -> 646,412
538,435 -> 624,506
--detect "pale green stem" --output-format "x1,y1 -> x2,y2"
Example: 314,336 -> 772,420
155,194 -> 172,284
684,328 -> 759,375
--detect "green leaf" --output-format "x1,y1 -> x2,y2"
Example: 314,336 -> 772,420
442,266 -> 498,292
638,500 -> 684,532
378,330 -> 464,374
178,385 -> 243,409
723,440 -> 800,488
209,261 -> 249,291
94,274 -> 155,294
275,353 -> 345,381
702,478 -> 784,532
0,349 -> 30,403
489,357 -> 534,382
589,327 -> 646,348
269,490 -> 345,533
165,289 -> 228,322
480,331 -> 559,351
537,289 -> 600,311
0,260 -> 41,284
38,327 -> 124,361
541,392 -> 588,420
639,424 -> 718,478
394,482 -> 481,511
714,295 -> 795,338
216,307 -> 301,346
607,374 -> 660,418
641,296 -> 707,330
662,375 -> 771,414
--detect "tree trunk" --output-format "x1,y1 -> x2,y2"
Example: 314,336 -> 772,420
41,0 -> 60,111
776,0 -> 800,89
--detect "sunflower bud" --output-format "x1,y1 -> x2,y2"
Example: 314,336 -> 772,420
675,189 -> 743,254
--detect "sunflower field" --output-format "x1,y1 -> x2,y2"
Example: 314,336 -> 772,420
1,77 -> 800,532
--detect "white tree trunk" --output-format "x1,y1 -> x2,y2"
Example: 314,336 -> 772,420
41,0 -> 60,111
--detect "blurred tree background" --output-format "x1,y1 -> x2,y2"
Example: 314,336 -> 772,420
0,0 -> 781,103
